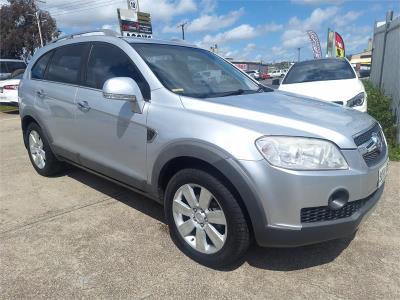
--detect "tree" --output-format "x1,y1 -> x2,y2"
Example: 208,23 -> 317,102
0,0 -> 59,59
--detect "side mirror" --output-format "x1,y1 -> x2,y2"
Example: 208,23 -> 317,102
103,77 -> 144,114
272,79 -> 280,86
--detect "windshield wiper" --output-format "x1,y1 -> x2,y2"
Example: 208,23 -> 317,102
216,89 -> 260,97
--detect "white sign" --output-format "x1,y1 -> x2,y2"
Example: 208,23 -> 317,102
127,0 -> 138,11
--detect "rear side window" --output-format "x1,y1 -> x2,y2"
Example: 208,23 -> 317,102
32,51 -> 53,79
85,43 -> 150,98
46,44 -> 87,85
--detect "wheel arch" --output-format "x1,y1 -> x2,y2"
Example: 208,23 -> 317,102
151,141 -> 269,244
21,113 -> 53,149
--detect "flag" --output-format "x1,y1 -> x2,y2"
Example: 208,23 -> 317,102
307,30 -> 322,59
326,28 -> 335,57
335,32 -> 345,57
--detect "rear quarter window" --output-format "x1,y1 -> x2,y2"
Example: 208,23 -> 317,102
32,51 -> 53,80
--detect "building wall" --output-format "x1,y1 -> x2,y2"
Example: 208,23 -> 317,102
232,62 -> 269,74
370,15 -> 400,143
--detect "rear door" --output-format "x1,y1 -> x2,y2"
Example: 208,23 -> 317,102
74,42 -> 150,190
36,43 -> 90,160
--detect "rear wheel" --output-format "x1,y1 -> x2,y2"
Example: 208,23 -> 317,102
165,168 -> 250,267
25,122 -> 63,176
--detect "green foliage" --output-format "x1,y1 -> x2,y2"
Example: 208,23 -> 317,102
0,105 -> 18,112
0,0 -> 59,59
363,80 -> 399,161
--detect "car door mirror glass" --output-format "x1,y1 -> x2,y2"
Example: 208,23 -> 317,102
102,77 -> 144,113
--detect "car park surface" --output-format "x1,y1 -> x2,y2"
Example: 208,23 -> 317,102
1,112 -> 399,299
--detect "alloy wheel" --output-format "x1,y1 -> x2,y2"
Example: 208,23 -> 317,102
29,130 -> 46,169
172,183 -> 227,254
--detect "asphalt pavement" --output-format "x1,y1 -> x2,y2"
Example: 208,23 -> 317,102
0,111 -> 399,299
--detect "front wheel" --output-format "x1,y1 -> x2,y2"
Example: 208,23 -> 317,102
165,168 -> 250,267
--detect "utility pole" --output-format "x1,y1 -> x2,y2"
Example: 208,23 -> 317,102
297,47 -> 301,62
177,22 -> 188,40
35,11 -> 44,47
34,0 -> 46,47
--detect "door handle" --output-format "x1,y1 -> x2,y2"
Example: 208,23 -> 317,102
36,89 -> 46,98
77,101 -> 91,112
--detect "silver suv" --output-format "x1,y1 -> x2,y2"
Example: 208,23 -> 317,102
19,31 -> 388,267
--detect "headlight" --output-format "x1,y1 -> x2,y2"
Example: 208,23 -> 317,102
347,92 -> 365,107
255,136 -> 348,170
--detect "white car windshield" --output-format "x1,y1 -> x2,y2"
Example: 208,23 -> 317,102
283,59 -> 356,84
132,43 -> 267,98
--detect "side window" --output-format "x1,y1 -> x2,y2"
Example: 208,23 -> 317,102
31,51 -> 53,80
46,44 -> 87,84
0,61 -> 7,73
7,61 -> 26,73
85,43 -> 150,99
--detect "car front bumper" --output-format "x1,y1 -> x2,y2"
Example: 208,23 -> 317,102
237,149 -> 387,247
258,185 -> 383,247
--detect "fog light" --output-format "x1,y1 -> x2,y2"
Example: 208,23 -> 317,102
328,189 -> 349,210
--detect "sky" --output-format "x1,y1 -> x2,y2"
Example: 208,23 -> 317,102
2,0 -> 400,62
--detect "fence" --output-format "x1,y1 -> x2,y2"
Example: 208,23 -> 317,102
370,11 -> 400,143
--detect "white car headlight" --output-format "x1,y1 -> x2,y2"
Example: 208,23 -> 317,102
255,136 -> 348,170
347,92 -> 365,107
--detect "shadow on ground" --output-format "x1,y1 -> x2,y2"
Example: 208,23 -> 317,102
66,167 -> 353,272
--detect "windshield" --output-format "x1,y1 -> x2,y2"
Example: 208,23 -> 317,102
131,43 -> 261,98
283,59 -> 355,84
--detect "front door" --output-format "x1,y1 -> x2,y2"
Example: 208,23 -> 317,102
74,42 -> 150,190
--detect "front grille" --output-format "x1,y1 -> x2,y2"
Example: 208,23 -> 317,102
363,141 -> 387,167
354,123 -> 380,146
301,192 -> 375,223
354,123 -> 387,167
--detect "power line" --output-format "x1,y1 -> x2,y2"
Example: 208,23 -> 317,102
49,0 -> 122,15
50,0 -> 123,17
44,0 -> 123,12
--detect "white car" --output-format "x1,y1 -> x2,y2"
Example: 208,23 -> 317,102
269,69 -> 286,78
0,59 -> 26,80
0,72 -> 23,105
245,70 -> 260,80
278,58 -> 367,112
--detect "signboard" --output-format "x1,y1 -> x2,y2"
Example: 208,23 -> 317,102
118,8 -> 152,38
234,63 -> 247,70
127,0 -> 138,11
306,30 -> 322,59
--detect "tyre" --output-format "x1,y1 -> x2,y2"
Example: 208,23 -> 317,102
164,168 -> 250,267
25,122 -> 63,176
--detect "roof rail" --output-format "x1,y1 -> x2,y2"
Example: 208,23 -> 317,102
51,29 -> 120,44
